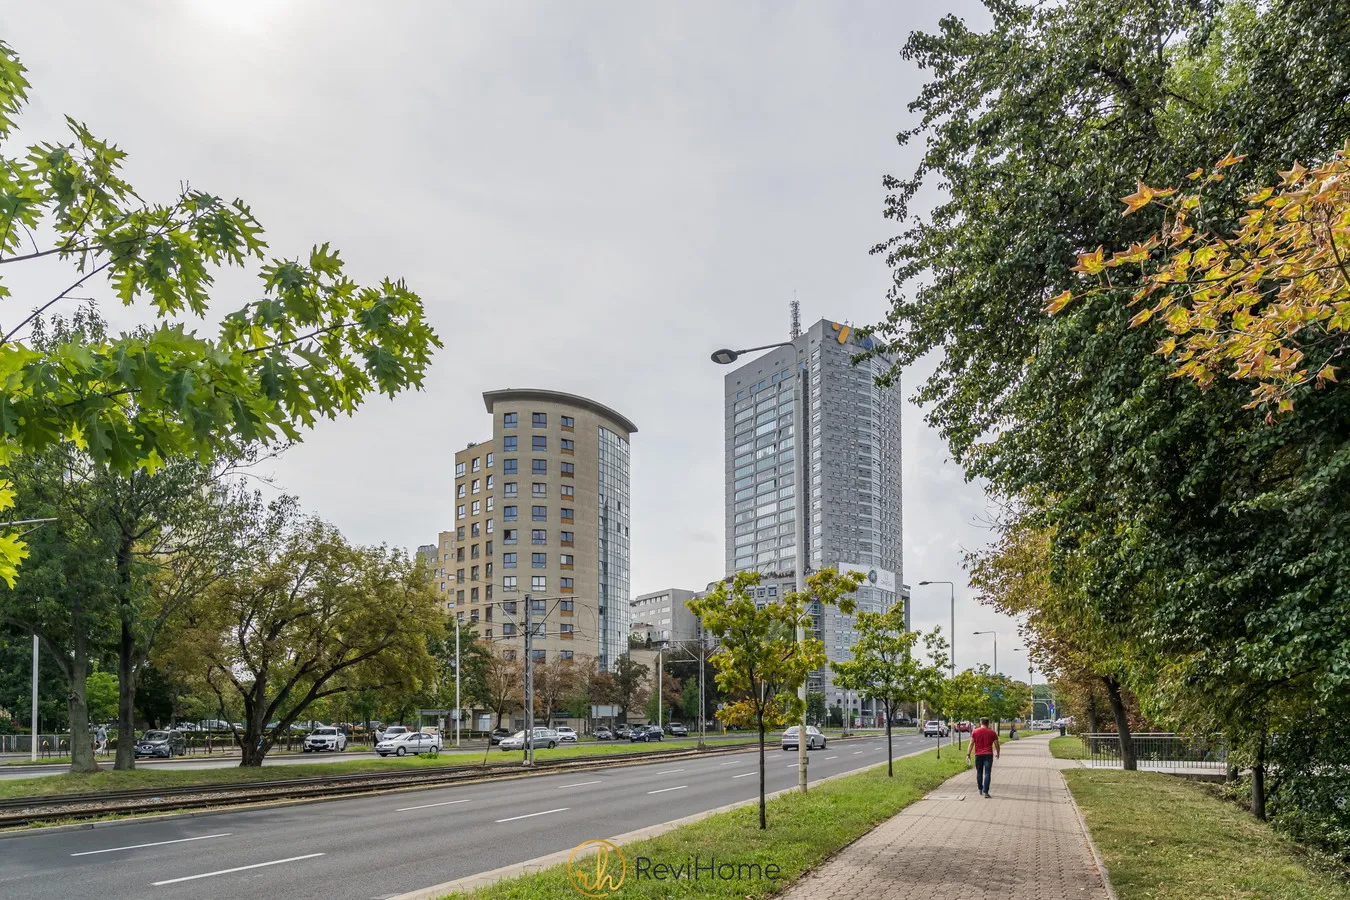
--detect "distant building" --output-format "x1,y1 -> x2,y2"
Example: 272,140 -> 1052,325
630,588 -> 700,645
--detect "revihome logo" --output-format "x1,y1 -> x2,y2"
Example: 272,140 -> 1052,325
567,840 -> 782,895
567,839 -> 627,897
633,855 -> 782,883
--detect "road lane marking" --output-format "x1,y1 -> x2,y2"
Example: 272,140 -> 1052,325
72,833 -> 231,856
647,785 -> 688,794
495,807 -> 569,823
655,769 -> 685,775
718,761 -> 742,766
825,755 -> 838,760
557,781 -> 601,789
151,853 -> 324,885
397,799 -> 473,812
732,772 -> 755,779
853,751 -> 864,755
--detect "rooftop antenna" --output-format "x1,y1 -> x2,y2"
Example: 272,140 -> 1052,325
789,294 -> 801,340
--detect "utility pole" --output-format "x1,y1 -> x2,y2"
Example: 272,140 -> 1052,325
524,594 -> 534,767
698,635 -> 706,750
793,352 -> 809,794
454,622 -> 461,748
656,648 -> 662,728
30,634 -> 38,762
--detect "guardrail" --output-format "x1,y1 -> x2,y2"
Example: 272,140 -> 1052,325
1081,732 -> 1227,769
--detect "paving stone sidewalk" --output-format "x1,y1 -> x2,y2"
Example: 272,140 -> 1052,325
779,735 -> 1112,900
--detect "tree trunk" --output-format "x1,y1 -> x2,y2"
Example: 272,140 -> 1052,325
239,687 -> 267,767
885,715 -> 893,776
757,720 -> 766,830
1251,730 -> 1267,821
1103,676 -> 1136,771
67,625 -> 96,774
1086,692 -> 1100,735
114,535 -> 138,771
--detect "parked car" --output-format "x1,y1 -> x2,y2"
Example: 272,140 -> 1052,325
630,725 -> 664,743
922,720 -> 950,737
594,727 -> 615,741
134,729 -> 187,759
376,725 -> 410,743
781,725 -> 827,751
555,726 -> 578,743
954,721 -> 972,733
614,724 -> 634,738
303,726 -> 347,752
489,727 -> 513,745
376,731 -> 441,757
500,727 -> 561,751
667,723 -> 688,737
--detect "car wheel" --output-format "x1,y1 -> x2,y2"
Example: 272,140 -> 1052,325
378,752 -> 387,757
822,739 -> 827,749
547,741 -> 556,749
396,746 -> 406,757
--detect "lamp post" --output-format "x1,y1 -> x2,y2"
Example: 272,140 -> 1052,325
973,630 -> 997,675
917,580 -> 956,677
9,517 -> 58,762
712,339 -> 810,794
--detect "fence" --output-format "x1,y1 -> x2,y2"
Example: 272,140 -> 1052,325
1081,732 -> 1228,769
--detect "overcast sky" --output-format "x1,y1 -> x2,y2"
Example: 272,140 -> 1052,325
4,1 -> 1035,680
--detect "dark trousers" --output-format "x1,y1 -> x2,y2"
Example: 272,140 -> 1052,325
974,753 -> 993,793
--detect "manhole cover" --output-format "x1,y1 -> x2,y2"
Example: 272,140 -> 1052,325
925,793 -> 966,801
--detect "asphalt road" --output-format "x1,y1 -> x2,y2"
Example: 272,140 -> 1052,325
0,733 -> 939,900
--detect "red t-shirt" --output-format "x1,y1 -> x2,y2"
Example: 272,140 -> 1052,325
970,726 -> 998,756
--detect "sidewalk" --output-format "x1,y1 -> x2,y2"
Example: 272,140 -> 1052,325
779,735 -> 1112,900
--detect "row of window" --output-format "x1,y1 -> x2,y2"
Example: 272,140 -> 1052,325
451,525 -> 573,547
493,649 -> 574,662
502,552 -> 575,568
501,575 -> 574,592
456,497 -> 496,519
499,459 -> 575,476
501,436 -> 576,453
502,505 -> 575,522
503,412 -> 575,430
454,452 -> 495,477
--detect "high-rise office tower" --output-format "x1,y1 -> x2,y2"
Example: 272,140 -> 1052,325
722,318 -> 903,708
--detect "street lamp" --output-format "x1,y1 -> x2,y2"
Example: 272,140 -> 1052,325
973,630 -> 997,675
917,580 -> 956,677
712,338 -> 810,794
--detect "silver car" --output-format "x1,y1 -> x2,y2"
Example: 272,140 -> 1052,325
781,725 -> 826,750
499,727 -> 560,751
376,731 -> 441,757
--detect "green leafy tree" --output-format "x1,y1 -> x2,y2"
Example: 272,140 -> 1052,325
832,603 -> 947,775
0,41 -> 440,589
611,655 -> 650,723
84,670 -> 118,724
805,690 -> 826,727
477,647 -> 522,730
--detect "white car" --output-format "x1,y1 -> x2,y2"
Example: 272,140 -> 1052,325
303,726 -> 347,752
923,720 -> 950,737
782,725 -> 826,750
555,726 -> 578,743
376,725 -> 410,743
376,731 -> 441,757
499,727 -> 560,751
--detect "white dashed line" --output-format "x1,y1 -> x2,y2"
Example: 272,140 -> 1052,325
655,769 -> 685,775
397,799 -> 473,811
495,807 -> 569,823
556,781 -> 602,789
825,755 -> 838,760
732,772 -> 755,778
73,833 -> 231,856
648,785 -> 688,794
152,853 -> 324,886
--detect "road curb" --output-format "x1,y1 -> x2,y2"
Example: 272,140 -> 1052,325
1060,769 -> 1120,900
390,738 -> 939,900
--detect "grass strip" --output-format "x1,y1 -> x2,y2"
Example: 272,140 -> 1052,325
0,738 -> 753,802
443,747 -> 970,899
1064,769 -> 1350,900
1049,735 -> 1088,759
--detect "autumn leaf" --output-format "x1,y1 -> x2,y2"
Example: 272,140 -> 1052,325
1071,246 -> 1106,274
1215,149 -> 1248,168
1120,182 -> 1156,215
1044,290 -> 1074,315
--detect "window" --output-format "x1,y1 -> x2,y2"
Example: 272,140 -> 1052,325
560,531 -> 574,546
531,648 -> 546,662
560,577 -> 574,593
456,589 -> 465,603
532,482 -> 546,498
457,484 -> 466,499
560,415 -> 574,429
456,526 -> 465,541
532,412 -> 547,427
470,589 -> 479,605
560,650 -> 574,661
484,629 -> 492,639
560,438 -> 574,454
486,452 -> 494,467
455,462 -> 466,477
503,600 -> 518,615
560,462 -> 574,477
503,623 -> 517,637
456,568 -> 465,582
532,505 -> 547,521
484,605 -> 493,621
486,496 -> 494,511
532,435 -> 547,451
503,412 -> 517,428
471,500 -> 481,516
504,482 -> 518,497
471,522 -> 480,538
503,648 -> 515,660
456,547 -> 465,562
504,529 -> 517,544
502,435 -> 517,452
532,576 -> 546,591
486,518 -> 494,533
485,540 -> 493,555
561,484 -> 574,499
532,459 -> 547,475
560,623 -> 574,638
560,599 -> 574,612
560,507 -> 574,522
471,565 -> 480,581
503,459 -> 518,474
457,504 -> 466,520
532,529 -> 546,544
503,552 -> 516,568
470,544 -> 480,559
486,474 -> 494,490
531,598 -> 546,614
560,554 -> 574,569
504,505 -> 518,521
456,611 -> 463,622
485,562 -> 493,578
503,575 -> 518,592
532,552 -> 546,568
472,457 -> 481,472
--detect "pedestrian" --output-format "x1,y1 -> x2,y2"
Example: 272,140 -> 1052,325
94,724 -> 107,755
967,717 -> 1000,798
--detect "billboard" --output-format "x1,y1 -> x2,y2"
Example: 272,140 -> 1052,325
838,563 -> 896,593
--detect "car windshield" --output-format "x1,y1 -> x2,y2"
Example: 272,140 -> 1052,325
511,731 -> 525,739
142,731 -> 169,741
313,728 -> 336,735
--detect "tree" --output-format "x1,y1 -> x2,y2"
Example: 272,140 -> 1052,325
533,656 -> 580,724
611,655 -> 650,723
162,498 -> 440,765
688,571 -> 833,829
0,41 -> 440,589
479,648 -> 522,729
84,670 -> 118,724
644,668 -> 682,725
832,603 -> 947,775
421,621 -> 491,721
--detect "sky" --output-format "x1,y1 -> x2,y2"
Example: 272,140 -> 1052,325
3,0 -> 1035,680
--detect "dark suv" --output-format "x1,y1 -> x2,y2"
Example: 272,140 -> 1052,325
134,729 -> 187,759
489,727 -> 513,745
630,725 -> 664,743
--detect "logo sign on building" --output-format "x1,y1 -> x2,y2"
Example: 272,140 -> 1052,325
829,322 -> 881,351
838,563 -> 896,593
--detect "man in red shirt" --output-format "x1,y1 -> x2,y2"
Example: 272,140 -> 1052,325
967,717 -> 1000,797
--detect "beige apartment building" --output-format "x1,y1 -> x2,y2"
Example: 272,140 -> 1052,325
438,389 -> 636,672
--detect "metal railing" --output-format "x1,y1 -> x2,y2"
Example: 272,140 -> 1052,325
1081,732 -> 1227,769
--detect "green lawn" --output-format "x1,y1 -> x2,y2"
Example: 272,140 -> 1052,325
442,748 -> 970,899
1049,735 -> 1088,759
0,738 -> 753,802
1065,769 -> 1350,900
